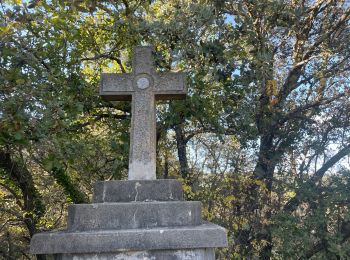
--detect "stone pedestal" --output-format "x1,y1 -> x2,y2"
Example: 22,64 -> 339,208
30,180 -> 227,259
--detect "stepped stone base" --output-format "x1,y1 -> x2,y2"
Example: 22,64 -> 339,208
30,180 -> 227,259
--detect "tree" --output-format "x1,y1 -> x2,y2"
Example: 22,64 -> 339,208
1,0 -> 350,259
215,0 -> 350,258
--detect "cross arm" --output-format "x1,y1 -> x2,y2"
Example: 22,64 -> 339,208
100,73 -> 134,101
154,72 -> 186,100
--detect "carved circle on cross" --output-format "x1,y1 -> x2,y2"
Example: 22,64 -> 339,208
134,73 -> 153,91
137,77 -> 150,89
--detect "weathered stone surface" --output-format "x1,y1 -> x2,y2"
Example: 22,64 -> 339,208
54,249 -> 214,260
100,73 -> 133,101
67,201 -> 202,231
100,46 -> 186,180
128,89 -> 157,180
30,223 -> 228,254
93,180 -> 183,203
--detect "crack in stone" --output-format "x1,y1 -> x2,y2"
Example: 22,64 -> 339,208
102,184 -> 106,203
134,182 -> 141,201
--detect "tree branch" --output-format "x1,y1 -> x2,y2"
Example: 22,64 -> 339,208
312,143 -> 350,182
0,182 -> 23,209
68,113 -> 128,131
81,54 -> 126,73
284,143 -> 350,212
277,92 -> 346,127
0,150 -> 45,237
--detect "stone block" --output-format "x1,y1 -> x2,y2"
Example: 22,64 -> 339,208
30,223 -> 228,254
67,201 -> 202,231
93,180 -> 183,203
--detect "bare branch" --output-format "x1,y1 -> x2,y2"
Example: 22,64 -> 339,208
277,92 -> 346,126
0,182 -> 23,209
312,143 -> 350,182
81,54 -> 126,73
284,143 -> 350,213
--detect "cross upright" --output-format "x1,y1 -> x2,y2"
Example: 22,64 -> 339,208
100,46 -> 186,180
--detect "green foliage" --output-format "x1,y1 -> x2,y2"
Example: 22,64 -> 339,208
1,0 -> 350,259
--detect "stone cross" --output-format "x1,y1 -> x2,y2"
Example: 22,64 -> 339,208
100,46 -> 186,180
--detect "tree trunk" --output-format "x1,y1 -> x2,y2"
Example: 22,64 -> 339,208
0,150 -> 47,260
174,122 -> 190,181
252,133 -> 276,259
163,151 -> 169,179
0,150 -> 45,236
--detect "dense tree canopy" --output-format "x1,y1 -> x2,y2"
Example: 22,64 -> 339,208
1,0 -> 350,259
